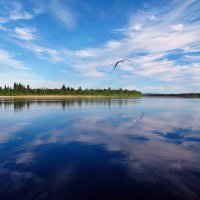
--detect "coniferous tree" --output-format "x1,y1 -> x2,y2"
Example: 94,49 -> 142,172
78,86 -> 82,91
61,85 -> 66,91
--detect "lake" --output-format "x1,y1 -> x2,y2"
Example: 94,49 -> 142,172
0,98 -> 200,200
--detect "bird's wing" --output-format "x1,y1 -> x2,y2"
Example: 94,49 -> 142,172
114,61 -> 120,69
114,59 -> 131,69
126,59 -> 133,63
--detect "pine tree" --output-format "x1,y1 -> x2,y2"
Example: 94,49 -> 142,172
61,84 -> 66,91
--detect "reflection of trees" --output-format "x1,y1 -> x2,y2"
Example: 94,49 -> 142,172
0,99 -> 139,111
0,100 -> 31,112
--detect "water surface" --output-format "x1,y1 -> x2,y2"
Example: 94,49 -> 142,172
0,98 -> 200,200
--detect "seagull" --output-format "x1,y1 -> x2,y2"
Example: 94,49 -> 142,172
114,59 -> 129,69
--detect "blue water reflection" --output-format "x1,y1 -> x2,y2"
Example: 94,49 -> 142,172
0,98 -> 200,200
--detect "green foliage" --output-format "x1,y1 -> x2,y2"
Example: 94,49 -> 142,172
0,83 -> 143,97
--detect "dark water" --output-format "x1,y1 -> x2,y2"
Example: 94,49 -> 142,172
0,98 -> 200,200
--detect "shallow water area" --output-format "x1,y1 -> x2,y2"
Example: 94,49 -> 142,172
0,97 -> 200,200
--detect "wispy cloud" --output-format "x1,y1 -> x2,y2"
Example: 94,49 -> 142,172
9,2 -> 33,21
171,23 -> 184,31
147,15 -> 156,21
50,0 -> 77,29
12,27 -> 37,40
0,49 -> 29,70
16,152 -> 35,164
22,43 -> 63,63
0,25 -> 7,31
0,1 -> 41,23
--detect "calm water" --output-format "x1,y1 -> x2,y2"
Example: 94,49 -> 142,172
0,98 -> 200,200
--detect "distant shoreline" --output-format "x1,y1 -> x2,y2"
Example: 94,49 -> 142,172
1,95 -> 200,99
144,93 -> 200,98
0,95 -> 141,99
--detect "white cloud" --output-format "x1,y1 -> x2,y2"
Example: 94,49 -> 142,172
12,27 -> 37,40
171,23 -> 184,31
33,8 -> 43,15
9,2 -> 33,20
105,41 -> 122,49
0,25 -> 7,31
130,23 -> 142,31
147,15 -> 156,21
0,1 -> 41,23
83,69 -> 104,77
0,49 -> 29,70
50,0 -> 76,29
23,43 -> 63,63
75,49 -> 98,58
184,55 -> 200,61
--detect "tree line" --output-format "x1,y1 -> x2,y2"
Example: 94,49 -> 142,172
0,83 -> 142,97
144,93 -> 200,98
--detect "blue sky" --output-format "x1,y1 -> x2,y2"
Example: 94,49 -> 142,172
0,0 -> 200,93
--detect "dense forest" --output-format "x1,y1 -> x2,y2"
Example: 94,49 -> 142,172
0,83 -> 142,97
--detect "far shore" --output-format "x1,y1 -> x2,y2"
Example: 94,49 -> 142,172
0,95 -> 141,99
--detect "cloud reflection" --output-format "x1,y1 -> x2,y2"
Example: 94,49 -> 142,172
0,98 -> 200,199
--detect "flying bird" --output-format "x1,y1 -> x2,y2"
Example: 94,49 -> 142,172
114,59 -> 126,69
114,59 -> 131,69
